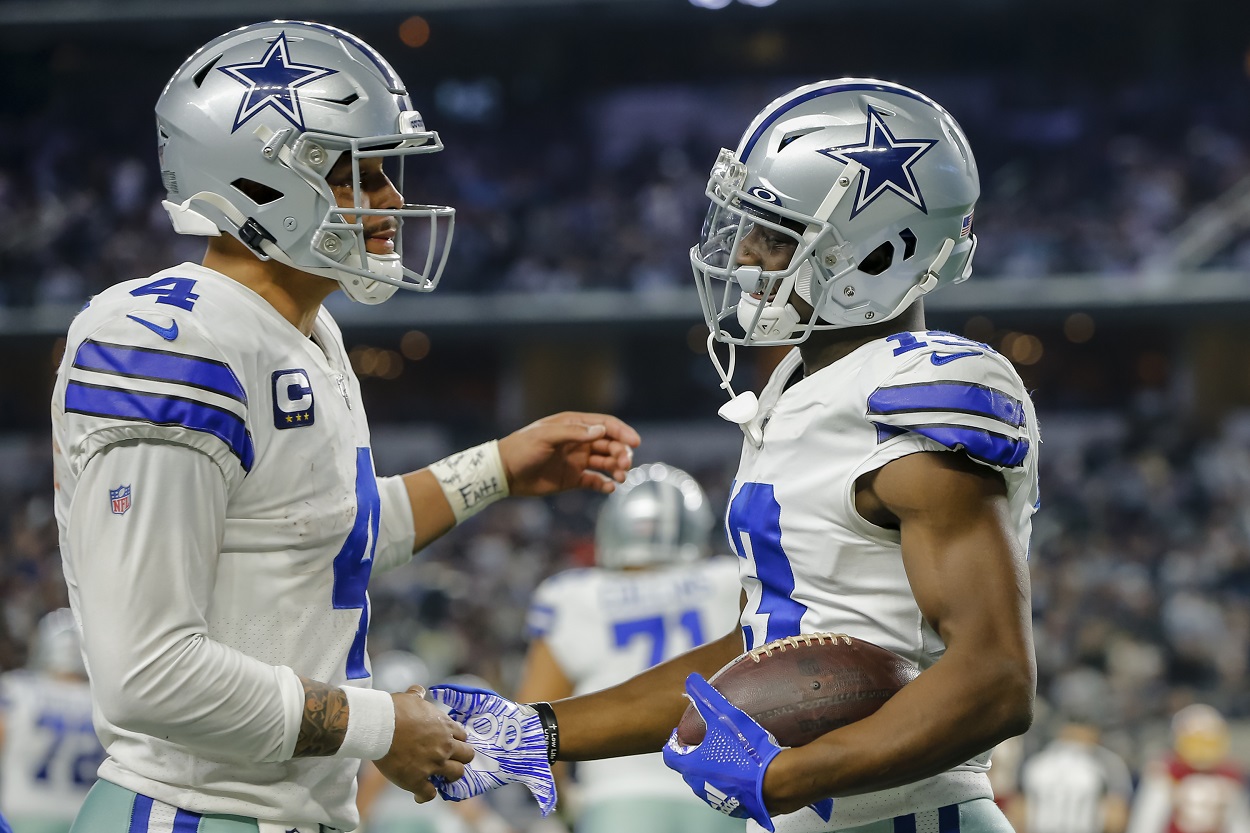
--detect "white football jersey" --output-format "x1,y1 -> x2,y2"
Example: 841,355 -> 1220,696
50,263 -> 416,831
0,670 -> 103,822
526,557 -> 743,804
726,332 -> 1040,832
1020,739 -> 1132,833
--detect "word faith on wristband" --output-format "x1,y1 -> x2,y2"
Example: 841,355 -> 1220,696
429,440 -> 509,524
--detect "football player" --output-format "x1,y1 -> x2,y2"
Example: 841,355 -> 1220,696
50,20 -> 638,833
425,79 -> 1039,833
0,609 -> 104,833
1126,704 -> 1250,833
515,464 -> 743,833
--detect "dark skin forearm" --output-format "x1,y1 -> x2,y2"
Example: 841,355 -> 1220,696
763,451 -> 1035,813
293,676 -> 349,757
552,625 -> 745,760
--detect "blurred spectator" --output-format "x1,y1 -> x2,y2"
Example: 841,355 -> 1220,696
1126,704 -> 1250,833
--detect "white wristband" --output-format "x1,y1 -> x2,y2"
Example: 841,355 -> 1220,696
428,439 -> 510,524
336,686 -> 396,761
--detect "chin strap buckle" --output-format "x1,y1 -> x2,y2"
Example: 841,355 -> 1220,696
239,218 -> 276,257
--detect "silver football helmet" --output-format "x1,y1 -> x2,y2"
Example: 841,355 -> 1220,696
156,20 -> 454,304
595,463 -> 715,569
693,78 -> 979,345
368,650 -> 430,693
30,608 -> 86,677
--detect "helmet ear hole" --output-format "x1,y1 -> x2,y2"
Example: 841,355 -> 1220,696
231,178 -> 283,205
899,228 -> 918,260
858,241 -> 894,276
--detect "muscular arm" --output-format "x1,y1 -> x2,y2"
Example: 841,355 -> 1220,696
762,450 -> 1035,812
552,623 -> 745,760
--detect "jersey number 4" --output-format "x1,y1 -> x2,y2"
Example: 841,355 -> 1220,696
334,449 -> 380,680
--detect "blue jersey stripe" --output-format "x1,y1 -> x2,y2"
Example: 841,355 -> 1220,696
905,423 -> 1029,468
867,381 -> 1025,428
65,381 -> 254,471
939,805 -> 961,833
525,604 -> 556,638
171,809 -> 202,833
73,340 -> 246,404
128,794 -> 152,833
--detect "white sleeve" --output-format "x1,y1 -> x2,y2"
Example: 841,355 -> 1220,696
70,440 -> 303,765
1125,769 -> 1173,833
372,474 -> 416,573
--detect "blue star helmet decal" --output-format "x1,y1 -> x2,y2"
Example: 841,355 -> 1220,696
818,106 -> 939,219
218,32 -> 337,133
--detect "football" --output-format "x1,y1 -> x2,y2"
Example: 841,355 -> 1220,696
676,633 -> 918,748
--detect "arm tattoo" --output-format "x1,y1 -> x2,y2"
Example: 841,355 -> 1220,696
294,676 -> 349,758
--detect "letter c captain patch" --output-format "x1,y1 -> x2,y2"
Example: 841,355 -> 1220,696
272,368 -> 315,429
110,484 -> 132,515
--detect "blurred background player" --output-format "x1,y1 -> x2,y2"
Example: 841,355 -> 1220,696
1126,704 -> 1250,833
355,655 -> 514,833
1017,668 -> 1133,833
514,463 -> 743,833
0,608 -> 104,833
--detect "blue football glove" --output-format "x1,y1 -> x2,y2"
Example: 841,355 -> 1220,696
425,683 -> 557,816
663,673 -> 833,832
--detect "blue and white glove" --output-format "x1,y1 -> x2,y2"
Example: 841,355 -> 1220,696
425,683 -> 557,815
663,674 -> 833,832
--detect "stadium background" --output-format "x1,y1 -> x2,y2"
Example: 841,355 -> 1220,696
0,0 -> 1248,811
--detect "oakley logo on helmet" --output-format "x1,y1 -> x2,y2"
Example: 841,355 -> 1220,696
219,32 -> 337,133
748,187 -> 781,205
818,106 -> 938,219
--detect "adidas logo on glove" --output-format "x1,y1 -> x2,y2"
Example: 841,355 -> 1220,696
704,784 -> 741,816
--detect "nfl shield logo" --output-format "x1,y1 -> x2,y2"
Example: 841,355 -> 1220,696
110,484 -> 132,515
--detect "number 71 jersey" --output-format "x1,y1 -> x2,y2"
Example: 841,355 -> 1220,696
727,331 -> 1040,667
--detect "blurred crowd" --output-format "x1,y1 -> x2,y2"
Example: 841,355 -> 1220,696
1,70 -> 1248,309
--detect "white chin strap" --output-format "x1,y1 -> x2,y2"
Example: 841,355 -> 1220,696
736,292 -> 801,341
734,261 -> 803,341
338,254 -> 400,305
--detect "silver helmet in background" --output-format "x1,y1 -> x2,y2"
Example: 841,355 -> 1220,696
30,607 -> 86,677
595,463 -> 716,569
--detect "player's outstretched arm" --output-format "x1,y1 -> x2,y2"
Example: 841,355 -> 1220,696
761,450 -> 1035,814
401,412 -> 641,553
423,624 -> 744,813
551,624 -> 745,760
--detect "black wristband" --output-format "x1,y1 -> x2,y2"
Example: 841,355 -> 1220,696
531,701 -> 560,764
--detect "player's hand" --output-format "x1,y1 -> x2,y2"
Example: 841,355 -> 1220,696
425,683 -> 557,815
663,674 -> 834,832
498,412 -> 640,496
375,686 -> 476,802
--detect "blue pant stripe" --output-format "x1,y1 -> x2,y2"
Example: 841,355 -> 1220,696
128,795 -> 153,833
893,813 -> 917,833
939,804 -> 961,833
172,809 -> 202,833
